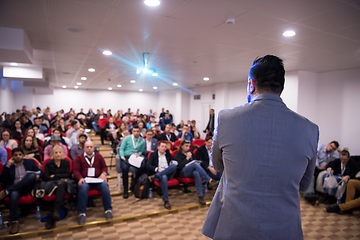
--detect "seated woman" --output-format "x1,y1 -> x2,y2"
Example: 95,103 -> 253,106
59,118 -> 67,135
104,117 -> 118,147
21,135 -> 41,165
321,149 -> 357,204
43,145 -> 71,229
25,128 -> 44,149
0,129 -> 18,149
11,120 -> 25,143
175,140 -> 212,205
116,122 -> 127,141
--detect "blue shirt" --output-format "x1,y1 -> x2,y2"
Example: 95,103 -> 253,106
178,132 -> 194,142
0,147 -> 7,165
316,143 -> 339,167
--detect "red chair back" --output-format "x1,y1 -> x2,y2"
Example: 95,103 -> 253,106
98,117 -> 110,129
42,157 -> 73,173
13,139 -> 19,146
39,138 -> 44,146
173,139 -> 181,149
192,139 -> 205,147
193,148 -> 198,159
4,147 -> 12,161
171,149 -> 178,159
147,151 -> 154,159
114,120 -> 122,126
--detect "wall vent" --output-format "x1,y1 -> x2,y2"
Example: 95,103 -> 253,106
194,94 -> 201,100
212,94 -> 215,100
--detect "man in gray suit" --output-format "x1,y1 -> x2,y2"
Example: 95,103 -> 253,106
202,55 -> 319,240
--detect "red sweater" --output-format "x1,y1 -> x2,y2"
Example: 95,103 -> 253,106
73,152 -> 107,180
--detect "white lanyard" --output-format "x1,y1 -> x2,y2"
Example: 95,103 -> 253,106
341,163 -> 346,175
131,135 -> 139,149
84,153 -> 95,167
166,134 -> 171,141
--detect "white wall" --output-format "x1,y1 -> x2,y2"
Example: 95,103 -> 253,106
297,71 -> 318,124
0,78 -> 14,113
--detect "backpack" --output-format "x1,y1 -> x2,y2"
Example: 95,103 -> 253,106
134,173 -> 151,199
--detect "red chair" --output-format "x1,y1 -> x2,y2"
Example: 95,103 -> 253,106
4,147 -> 12,161
13,139 -> 19,146
147,152 -> 179,188
193,148 -> 198,159
98,117 -> 110,144
3,159 -> 39,205
173,140 -> 181,149
38,138 -> 44,147
171,149 -> 178,160
192,139 -> 205,148
65,145 -> 70,157
114,120 -> 122,126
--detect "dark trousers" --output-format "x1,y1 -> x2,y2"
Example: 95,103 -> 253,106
7,173 -> 37,222
53,180 -> 67,214
121,156 -> 145,191
206,169 -> 222,181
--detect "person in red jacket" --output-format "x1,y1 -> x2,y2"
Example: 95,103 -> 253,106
73,141 -> 112,225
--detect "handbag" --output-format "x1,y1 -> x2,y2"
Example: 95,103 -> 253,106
335,181 -> 347,198
323,172 -> 339,189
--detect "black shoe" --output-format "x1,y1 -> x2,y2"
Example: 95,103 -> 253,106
123,191 -> 129,199
323,196 -> 336,205
45,214 -> 56,229
339,209 -> 353,215
326,205 -> 340,213
305,193 -> 319,205
53,210 -> 60,221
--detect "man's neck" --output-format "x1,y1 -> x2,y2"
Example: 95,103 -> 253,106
79,143 -> 84,148
15,159 -> 23,166
133,135 -> 139,140
159,151 -> 165,156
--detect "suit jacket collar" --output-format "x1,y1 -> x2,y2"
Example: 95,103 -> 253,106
252,93 -> 284,104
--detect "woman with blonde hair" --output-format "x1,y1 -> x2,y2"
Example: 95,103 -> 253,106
43,145 -> 70,229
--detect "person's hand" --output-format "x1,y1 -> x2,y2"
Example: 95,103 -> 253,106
7,158 -> 14,167
317,166 -> 325,170
98,173 -> 107,181
327,167 -> 332,172
78,178 -> 85,186
208,166 -> 217,175
136,154 -> 140,157
342,176 -> 350,183
36,175 -> 40,181
186,152 -> 192,160
158,168 -> 163,172
50,174 -> 55,178
121,157 -> 126,161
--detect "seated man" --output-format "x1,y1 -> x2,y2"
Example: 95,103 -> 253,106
161,112 -> 172,130
326,178 -> 360,214
66,120 -> 81,139
104,117 -> 118,146
68,127 -> 88,149
143,129 -> 158,158
178,124 -> 195,142
0,147 -> 7,165
198,136 -> 222,181
44,135 -> 68,159
73,141 -> 112,224
119,126 -> 145,199
70,133 -> 87,160
0,148 -> 41,234
32,124 -> 45,141
147,141 -> 177,210
160,124 -> 177,142
190,120 -> 200,139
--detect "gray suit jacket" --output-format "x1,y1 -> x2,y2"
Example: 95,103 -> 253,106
202,94 -> 319,240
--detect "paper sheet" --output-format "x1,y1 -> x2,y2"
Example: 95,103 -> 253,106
84,177 -> 104,183
128,154 -> 144,168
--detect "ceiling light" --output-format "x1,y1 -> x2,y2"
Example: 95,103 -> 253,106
152,73 -> 158,76
81,77 -> 87,80
283,30 -> 296,37
153,86 -> 157,90
130,80 -> 136,83
74,86 -> 79,89
144,0 -> 160,6
108,87 -> 112,90
10,62 -> 18,66
62,85 -> 67,88
139,89 -> 143,92
173,83 -> 178,86
103,50 -> 112,56
77,82 -> 82,85
203,77 -> 210,81
88,68 -> 95,72
117,84 -> 122,88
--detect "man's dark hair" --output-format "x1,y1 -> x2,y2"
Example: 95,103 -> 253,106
330,141 -> 340,148
205,136 -> 213,142
53,128 -> 61,134
79,134 -> 87,139
32,124 -> 39,129
340,149 -> 350,158
71,120 -> 78,127
146,129 -> 153,134
158,140 -> 167,146
12,147 -> 24,156
249,55 -> 285,94
132,126 -> 140,130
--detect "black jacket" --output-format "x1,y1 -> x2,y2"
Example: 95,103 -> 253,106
197,145 -> 210,170
160,132 -> 177,142
146,150 -> 172,175
326,158 -> 358,179
175,151 -> 194,173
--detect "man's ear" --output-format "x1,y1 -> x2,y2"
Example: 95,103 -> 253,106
248,79 -> 256,94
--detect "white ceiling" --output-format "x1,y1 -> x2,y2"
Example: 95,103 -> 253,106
0,0 -> 360,92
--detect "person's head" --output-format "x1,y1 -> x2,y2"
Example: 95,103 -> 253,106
26,128 -> 35,137
53,129 -> 61,137
137,116 -> 142,122
248,55 -> 285,101
78,134 -> 87,145
109,117 -> 114,123
59,118 -> 65,126
132,126 -> 140,138
68,114 -> 75,121
151,126 -> 158,133
32,125 -> 39,134
84,141 -> 94,155
339,149 -> 350,164
1,129 -> 12,141
150,116 -> 155,123
161,108 -> 164,112
14,120 -> 21,129
149,109 -> 153,113
96,109 -> 100,114
71,120 -> 80,130
180,140 -> 191,153
171,125 -> 177,132
165,124 -> 172,133
50,135 -> 61,146
210,109 -> 214,115
180,120 -> 184,125
52,145 -> 64,161
12,148 -> 24,163
205,136 -> 213,149
123,129 -> 130,137
165,113 -> 169,118
165,142 -> 172,151
183,124 -> 189,133
157,141 -> 167,155
78,127 -> 85,135
146,129 -> 153,141
23,135 -> 33,149
326,141 -> 339,152
138,122 -> 144,129
119,122 -> 126,131
191,120 -> 196,127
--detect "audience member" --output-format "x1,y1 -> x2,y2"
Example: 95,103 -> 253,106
58,118 -> 67,135
21,135 -> 41,164
190,120 -> 200,139
177,120 -> 184,132
44,135 -> 68,159
170,123 -> 179,137
0,148 -> 41,234
66,120 -> 81,139
0,129 -> 18,149
143,129 -> 157,158
43,146 -> 71,229
32,125 -> 45,141
198,136 -> 222,181
178,124 -> 195,142
73,141 -> 112,224
68,127 -> 87,149
175,140 -> 211,205
11,120 -> 24,143
160,124 -> 177,142
25,128 -> 43,149
70,134 -> 87,160
0,147 -> 7,165
104,117 -> 117,146
161,112 -> 172,130
147,141 -> 177,210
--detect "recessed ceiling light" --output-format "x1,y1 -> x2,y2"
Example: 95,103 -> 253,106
77,82 -> 82,85
62,85 -> 67,88
117,84 -> 122,88
173,83 -> 178,86
153,86 -> 157,90
139,89 -> 143,92
81,77 -> 87,80
108,87 -> 112,90
74,86 -> 79,89
88,68 -> 95,72
130,80 -> 136,83
103,50 -> 112,56
152,73 -> 158,76
144,0 -> 160,6
283,30 -> 296,37
10,62 -> 18,66
203,77 -> 210,81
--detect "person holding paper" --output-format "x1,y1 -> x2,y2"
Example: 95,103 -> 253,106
147,141 -> 177,210
175,140 -> 211,205
73,141 -> 112,225
0,147 -> 41,234
119,126 -> 145,199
